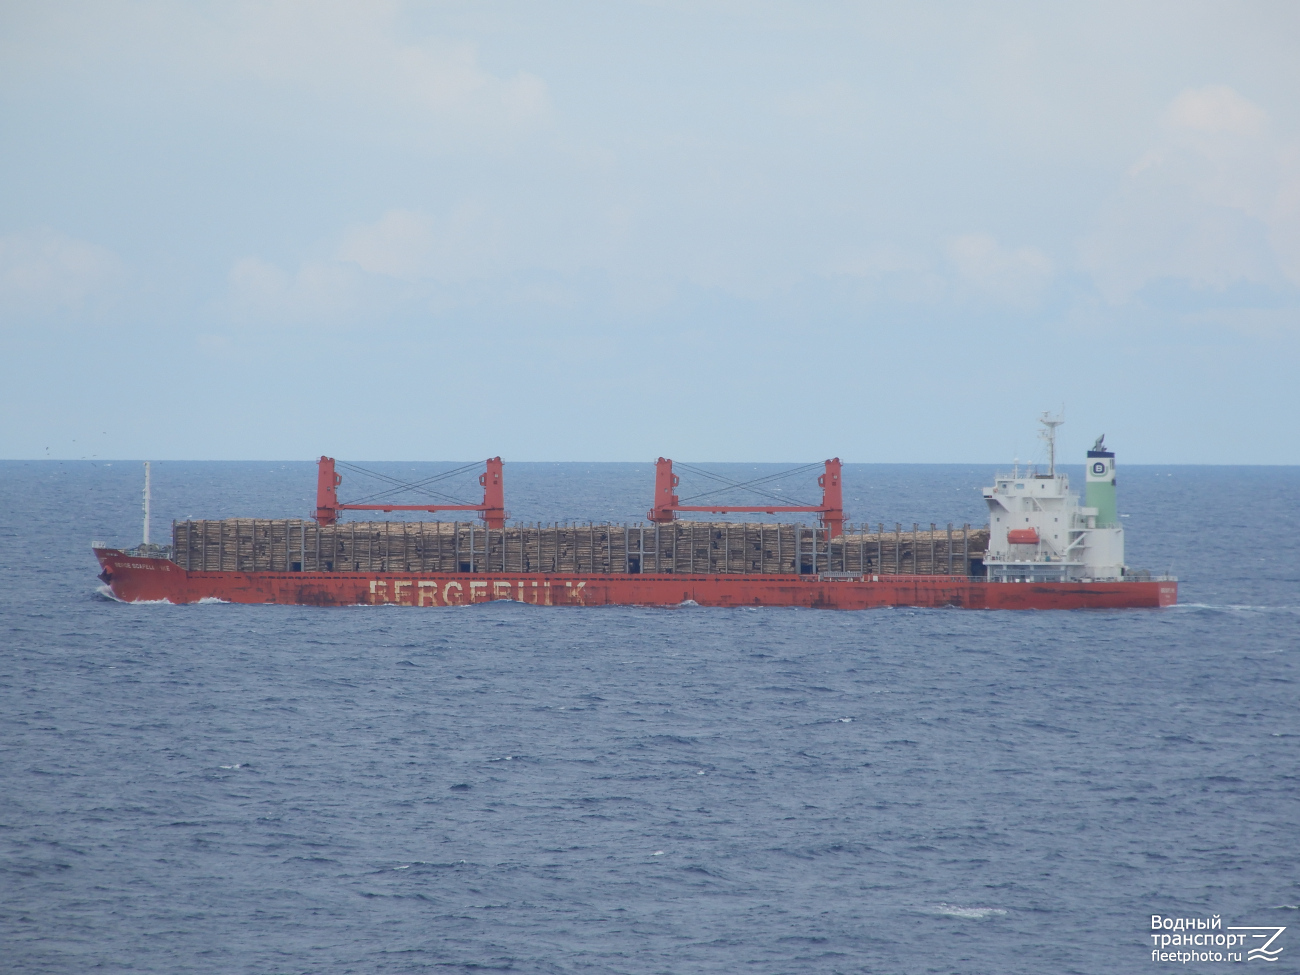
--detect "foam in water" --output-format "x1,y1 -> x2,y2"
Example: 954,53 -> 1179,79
932,904 -> 1009,920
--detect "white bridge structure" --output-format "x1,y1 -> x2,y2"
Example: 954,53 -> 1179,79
982,414 -> 1127,583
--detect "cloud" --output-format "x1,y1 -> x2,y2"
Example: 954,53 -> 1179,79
824,245 -> 946,304
829,245 -> 929,279
947,233 -> 1052,306
226,1 -> 550,138
0,2 -> 551,150
225,203 -> 510,325
335,205 -> 502,282
774,81 -> 866,130
1163,85 -> 1267,138
0,228 -> 121,318
1084,85 -> 1300,301
226,256 -> 361,324
825,237 -> 1052,308
336,210 -> 434,280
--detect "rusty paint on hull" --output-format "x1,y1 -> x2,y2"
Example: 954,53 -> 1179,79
95,549 -> 1177,610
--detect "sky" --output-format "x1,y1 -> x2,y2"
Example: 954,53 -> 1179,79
2,1 -> 1298,464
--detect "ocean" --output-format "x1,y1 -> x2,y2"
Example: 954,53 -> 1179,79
2,460 -> 1297,974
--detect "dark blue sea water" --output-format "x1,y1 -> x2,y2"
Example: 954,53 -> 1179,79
2,461 -> 1298,974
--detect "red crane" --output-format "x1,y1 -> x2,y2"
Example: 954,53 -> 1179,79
314,457 -> 506,528
648,457 -> 845,537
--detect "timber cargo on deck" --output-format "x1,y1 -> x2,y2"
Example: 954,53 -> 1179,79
93,416 -> 1177,610
167,520 -> 988,577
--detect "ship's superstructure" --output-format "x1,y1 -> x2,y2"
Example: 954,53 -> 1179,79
982,416 -> 1126,583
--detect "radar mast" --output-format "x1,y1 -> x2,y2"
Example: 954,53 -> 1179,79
1039,411 -> 1064,476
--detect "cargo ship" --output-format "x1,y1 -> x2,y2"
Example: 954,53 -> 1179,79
93,417 -> 1176,610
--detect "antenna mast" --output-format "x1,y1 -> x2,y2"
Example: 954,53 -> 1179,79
1039,411 -> 1064,476
142,462 -> 151,546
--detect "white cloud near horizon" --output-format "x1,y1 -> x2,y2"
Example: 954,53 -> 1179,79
226,256 -> 361,325
1083,85 -> 1300,301
0,229 -> 122,319
337,210 -> 435,281
336,206 -> 505,283
948,234 -> 1053,307
226,204 -> 509,323
225,1 -> 551,139
0,1 -> 551,151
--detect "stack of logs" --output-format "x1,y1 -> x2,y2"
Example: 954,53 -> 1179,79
172,520 -> 990,576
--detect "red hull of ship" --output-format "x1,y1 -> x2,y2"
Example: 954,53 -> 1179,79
95,550 -> 1177,610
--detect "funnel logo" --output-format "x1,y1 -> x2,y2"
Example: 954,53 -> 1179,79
1227,925 -> 1286,962
1091,461 -> 1108,476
